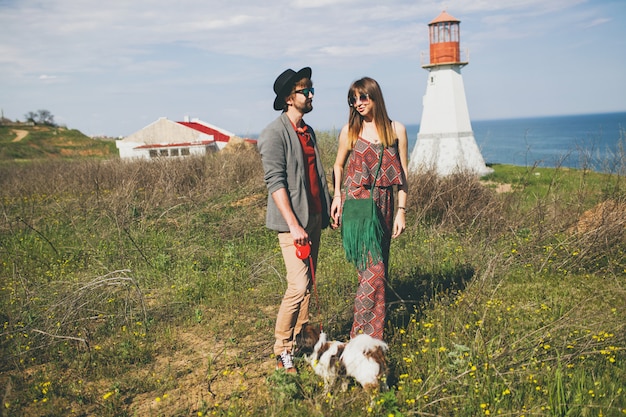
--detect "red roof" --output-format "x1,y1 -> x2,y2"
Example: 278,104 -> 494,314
178,122 -> 231,142
430,10 -> 460,24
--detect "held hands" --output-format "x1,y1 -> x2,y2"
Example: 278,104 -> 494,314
330,196 -> 342,230
392,209 -> 406,238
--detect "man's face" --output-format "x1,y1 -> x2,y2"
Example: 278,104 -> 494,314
286,79 -> 313,114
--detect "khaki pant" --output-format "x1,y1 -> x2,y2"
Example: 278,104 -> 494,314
274,213 -> 321,356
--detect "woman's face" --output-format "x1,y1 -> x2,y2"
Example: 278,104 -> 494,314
349,90 -> 373,118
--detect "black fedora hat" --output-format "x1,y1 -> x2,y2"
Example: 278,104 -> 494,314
272,67 -> 312,111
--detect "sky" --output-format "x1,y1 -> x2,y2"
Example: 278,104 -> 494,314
1,0 -> 625,138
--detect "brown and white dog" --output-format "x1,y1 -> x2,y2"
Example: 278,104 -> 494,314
296,323 -> 388,393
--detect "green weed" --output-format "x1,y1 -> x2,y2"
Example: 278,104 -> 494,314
0,135 -> 624,416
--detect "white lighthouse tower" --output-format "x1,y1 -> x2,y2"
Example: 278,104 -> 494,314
409,11 -> 492,176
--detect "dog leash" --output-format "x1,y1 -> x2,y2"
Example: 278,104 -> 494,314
295,242 -> 323,332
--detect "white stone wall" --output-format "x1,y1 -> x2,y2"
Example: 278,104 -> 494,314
409,65 -> 492,176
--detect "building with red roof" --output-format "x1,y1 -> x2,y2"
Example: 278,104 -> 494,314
116,117 -> 255,159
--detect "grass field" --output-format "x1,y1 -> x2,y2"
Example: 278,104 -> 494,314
0,132 -> 624,416
0,124 -> 116,160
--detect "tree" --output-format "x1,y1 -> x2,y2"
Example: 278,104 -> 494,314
23,109 -> 56,126
24,111 -> 37,124
37,109 -> 55,126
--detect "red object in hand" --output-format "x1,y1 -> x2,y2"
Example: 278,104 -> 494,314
295,242 -> 311,259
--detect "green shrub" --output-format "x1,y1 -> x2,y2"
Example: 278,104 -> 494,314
0,135 -> 624,416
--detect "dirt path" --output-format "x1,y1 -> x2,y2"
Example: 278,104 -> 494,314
12,129 -> 29,142
481,180 -> 512,193
128,328 -> 273,415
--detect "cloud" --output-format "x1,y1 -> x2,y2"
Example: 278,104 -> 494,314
584,17 -> 611,28
292,0 -> 357,8
1,0 -> 624,136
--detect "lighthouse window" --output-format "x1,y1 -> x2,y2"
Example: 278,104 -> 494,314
434,23 -> 451,43
432,22 -> 459,43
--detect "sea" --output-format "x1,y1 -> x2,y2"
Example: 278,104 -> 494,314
405,112 -> 626,172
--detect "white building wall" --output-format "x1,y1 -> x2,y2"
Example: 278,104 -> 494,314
116,117 -> 217,160
409,65 -> 492,176
116,140 -> 146,159
419,66 -> 472,134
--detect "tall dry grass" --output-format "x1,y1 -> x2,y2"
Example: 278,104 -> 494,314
0,137 -> 624,416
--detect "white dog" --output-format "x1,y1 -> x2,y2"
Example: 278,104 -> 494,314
296,324 -> 388,393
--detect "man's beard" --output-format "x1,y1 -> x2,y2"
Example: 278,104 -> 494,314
296,100 -> 313,114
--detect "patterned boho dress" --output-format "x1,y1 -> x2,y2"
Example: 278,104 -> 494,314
343,137 -> 404,340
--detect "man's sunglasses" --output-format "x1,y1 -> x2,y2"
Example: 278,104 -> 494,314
349,93 -> 370,106
295,88 -> 315,97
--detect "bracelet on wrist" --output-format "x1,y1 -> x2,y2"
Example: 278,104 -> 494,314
397,207 -> 406,211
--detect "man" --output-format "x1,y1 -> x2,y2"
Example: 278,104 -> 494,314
257,67 -> 331,373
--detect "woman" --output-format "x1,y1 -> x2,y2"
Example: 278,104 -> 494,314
331,77 -> 409,340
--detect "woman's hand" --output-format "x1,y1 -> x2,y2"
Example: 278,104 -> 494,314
331,125 -> 350,231
392,209 -> 406,238
330,196 -> 342,229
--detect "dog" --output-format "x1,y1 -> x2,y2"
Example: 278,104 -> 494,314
296,323 -> 388,393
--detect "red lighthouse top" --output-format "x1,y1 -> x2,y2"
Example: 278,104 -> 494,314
425,11 -> 467,67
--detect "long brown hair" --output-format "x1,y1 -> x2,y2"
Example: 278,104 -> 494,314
347,77 -> 395,148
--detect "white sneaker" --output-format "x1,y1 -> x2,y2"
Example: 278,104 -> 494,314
276,349 -> 296,373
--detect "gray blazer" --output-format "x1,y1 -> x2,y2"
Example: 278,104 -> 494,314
258,113 -> 331,232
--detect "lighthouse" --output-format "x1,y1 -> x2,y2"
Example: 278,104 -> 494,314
408,11 -> 492,176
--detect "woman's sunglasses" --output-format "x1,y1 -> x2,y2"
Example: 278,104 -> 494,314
349,93 -> 370,106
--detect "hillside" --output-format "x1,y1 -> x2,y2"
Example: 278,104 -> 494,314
0,134 -> 624,416
0,123 -> 117,160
